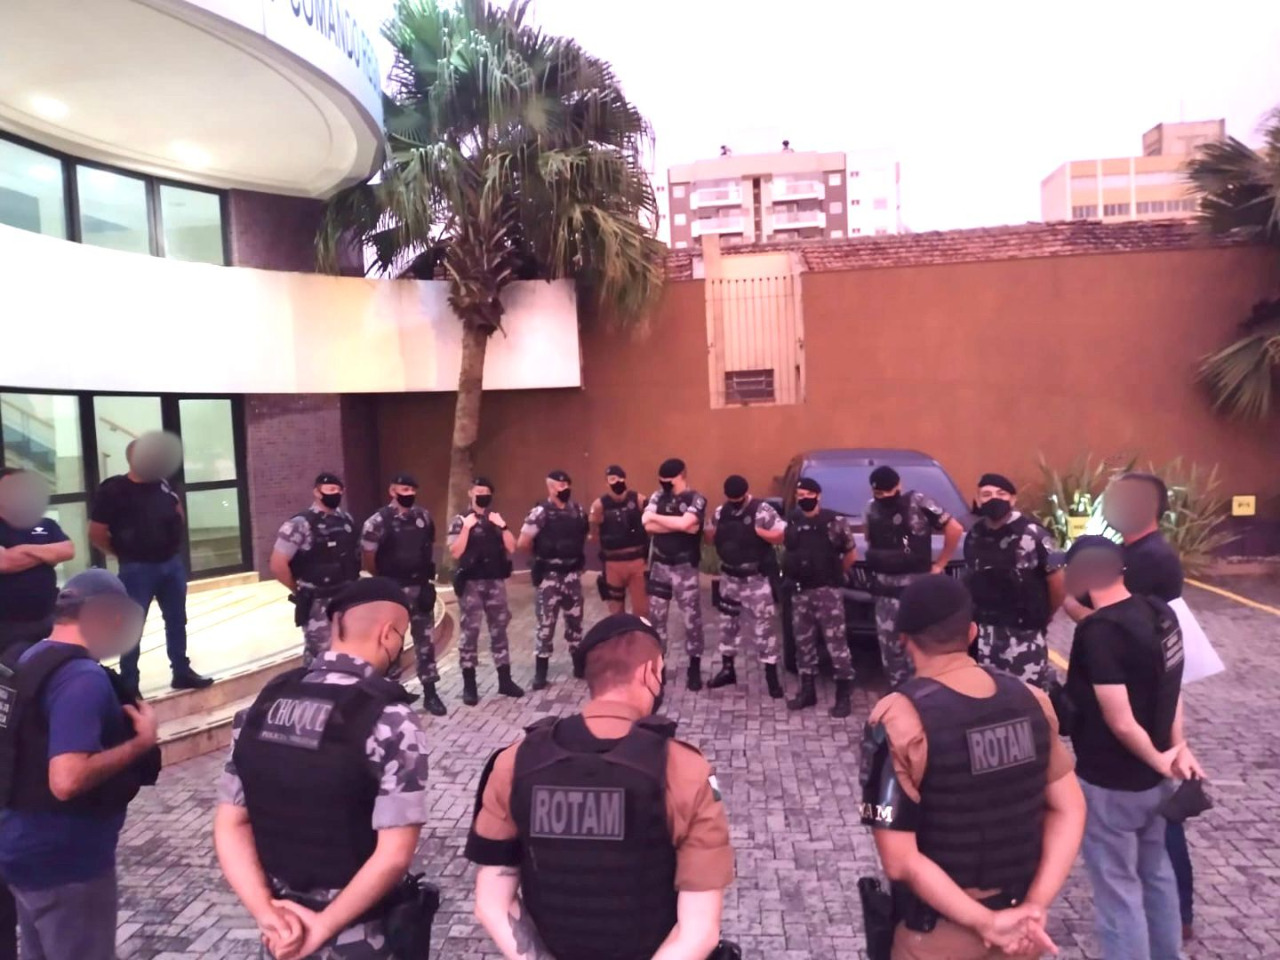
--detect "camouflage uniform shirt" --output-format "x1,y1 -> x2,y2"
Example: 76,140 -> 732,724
360,503 -> 437,570
968,511 -> 1063,580
273,505 -> 358,589
519,499 -> 589,548
868,491 -> 951,590
710,498 -> 786,538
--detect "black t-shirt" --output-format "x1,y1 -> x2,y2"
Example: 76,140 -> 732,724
0,516 -> 68,622
91,476 -> 184,563
1067,595 -> 1183,791
1122,532 -> 1183,601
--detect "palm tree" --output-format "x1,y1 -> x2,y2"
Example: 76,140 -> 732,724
318,0 -> 663,517
1186,108 -> 1280,420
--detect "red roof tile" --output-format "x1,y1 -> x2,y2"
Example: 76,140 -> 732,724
662,219 -> 1251,282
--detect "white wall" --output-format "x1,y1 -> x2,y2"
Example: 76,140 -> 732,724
0,225 -> 582,394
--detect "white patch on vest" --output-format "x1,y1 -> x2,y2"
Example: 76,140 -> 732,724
708,775 -> 722,802
0,686 -> 14,730
1162,626 -> 1184,671
258,697 -> 335,751
529,786 -> 626,840
966,718 -> 1036,775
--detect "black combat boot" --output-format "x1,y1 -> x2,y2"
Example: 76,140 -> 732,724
787,674 -> 817,711
572,657 -> 585,679
461,668 -> 479,706
764,663 -> 784,699
686,656 -> 703,692
707,656 -> 737,689
532,656 -> 550,691
829,679 -> 853,719
497,665 -> 525,698
421,681 -> 447,717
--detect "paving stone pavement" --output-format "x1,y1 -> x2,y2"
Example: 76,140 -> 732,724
112,576 -> 1280,959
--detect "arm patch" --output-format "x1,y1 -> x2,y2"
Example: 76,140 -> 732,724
859,722 -> 920,832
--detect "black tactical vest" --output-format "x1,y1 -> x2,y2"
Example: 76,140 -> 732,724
459,514 -> 513,580
374,507 -> 436,583
533,501 -> 588,571
901,670 -> 1049,894
233,667 -> 415,892
599,491 -> 647,559
865,493 -> 933,576
715,499 -> 774,576
289,510 -> 360,594
0,643 -> 160,814
511,713 -> 679,960
782,508 -> 844,590
651,491 -> 701,567
963,516 -> 1051,630
1086,596 -> 1183,748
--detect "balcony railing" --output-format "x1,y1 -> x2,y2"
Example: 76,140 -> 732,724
770,209 -> 826,230
692,214 -> 746,237
772,178 -> 825,201
690,185 -> 744,209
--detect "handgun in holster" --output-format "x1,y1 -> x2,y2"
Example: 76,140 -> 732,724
530,559 -> 547,588
645,569 -> 673,600
705,939 -> 743,960
452,566 -> 469,598
596,556 -> 627,602
415,571 -> 438,614
384,873 -> 441,960
290,589 -> 315,628
858,876 -> 897,960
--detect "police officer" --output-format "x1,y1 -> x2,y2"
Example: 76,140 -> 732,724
447,477 -> 523,706
0,468 -> 74,653
964,473 -> 1065,689
360,473 -> 447,717
465,613 -> 733,960
588,465 -> 649,618
705,475 -> 786,698
269,473 -> 361,667
642,458 -> 708,691
782,478 -> 859,717
865,466 -> 963,688
214,578 -> 432,960
860,576 -> 1085,960
517,470 -> 589,691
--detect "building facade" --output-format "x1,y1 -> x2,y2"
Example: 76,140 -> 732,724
1041,120 -> 1225,223
666,145 -> 903,250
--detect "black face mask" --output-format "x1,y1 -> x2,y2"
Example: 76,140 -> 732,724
320,492 -> 343,510
647,665 -> 667,715
555,488 -> 572,503
659,480 -> 675,495
978,498 -> 1013,522
395,493 -> 416,509
797,496 -> 819,513
727,497 -> 747,509
874,492 -> 902,508
474,494 -> 493,510
609,481 -> 627,496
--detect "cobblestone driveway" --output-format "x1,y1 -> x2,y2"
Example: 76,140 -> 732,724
113,578 -> 1280,959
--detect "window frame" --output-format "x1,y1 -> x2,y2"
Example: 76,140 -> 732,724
0,129 -> 229,265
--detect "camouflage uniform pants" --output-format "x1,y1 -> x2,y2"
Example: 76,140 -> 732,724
259,919 -> 391,959
648,561 -> 704,657
535,569 -> 584,658
302,595 -> 332,667
976,624 -> 1052,688
793,586 -> 853,680
458,579 -> 512,669
717,574 -> 779,664
402,584 -> 439,685
874,595 -> 916,688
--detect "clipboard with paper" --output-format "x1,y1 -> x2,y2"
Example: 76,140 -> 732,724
1168,597 -> 1225,684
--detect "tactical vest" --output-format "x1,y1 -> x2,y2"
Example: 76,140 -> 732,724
233,667 -> 415,892
598,491 -> 647,560
864,494 -> 933,576
1086,596 -> 1183,748
533,501 -> 588,571
714,499 -> 774,577
511,714 -> 679,960
289,511 -> 360,595
900,670 -> 1049,894
963,516 -> 1051,630
374,507 -> 436,583
459,514 -> 513,580
111,481 -> 183,561
651,491 -> 701,567
0,643 -> 160,814
782,508 -> 844,590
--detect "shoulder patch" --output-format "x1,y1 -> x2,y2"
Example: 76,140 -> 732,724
707,774 -> 723,802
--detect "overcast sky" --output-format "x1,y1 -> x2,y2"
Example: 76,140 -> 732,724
364,0 -> 1280,231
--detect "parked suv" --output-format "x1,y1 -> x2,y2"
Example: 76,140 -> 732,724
769,449 -> 972,674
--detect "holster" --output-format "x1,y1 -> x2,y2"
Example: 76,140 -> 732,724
705,939 -> 743,960
530,559 -> 547,587
711,579 -> 741,616
451,570 -> 468,597
415,579 -> 438,614
290,589 -> 314,628
597,557 -> 627,602
645,570 -> 673,600
384,874 -> 441,960
858,877 -> 896,960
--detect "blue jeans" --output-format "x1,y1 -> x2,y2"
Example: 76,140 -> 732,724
117,556 -> 189,682
1165,820 -> 1194,925
1080,778 -> 1182,960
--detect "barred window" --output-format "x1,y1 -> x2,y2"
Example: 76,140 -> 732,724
724,369 -> 776,404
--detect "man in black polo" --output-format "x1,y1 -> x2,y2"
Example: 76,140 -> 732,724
0,469 -> 74,653
89,433 -> 211,694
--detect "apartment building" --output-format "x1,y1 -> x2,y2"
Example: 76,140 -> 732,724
1041,120 -> 1224,223
666,145 -> 902,249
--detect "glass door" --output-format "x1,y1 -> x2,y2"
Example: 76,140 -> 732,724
178,398 -> 247,575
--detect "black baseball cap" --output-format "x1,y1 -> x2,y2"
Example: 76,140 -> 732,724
606,464 -> 626,479
870,466 -> 900,492
548,470 -> 572,483
391,472 -> 419,488
572,613 -> 663,673
315,472 -> 344,488
326,577 -> 412,619
658,458 -> 686,479
895,574 -> 972,635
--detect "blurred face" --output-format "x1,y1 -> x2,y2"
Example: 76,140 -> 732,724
472,486 -> 494,510
0,471 -> 50,530
129,431 -> 183,482
1064,551 -> 1125,598
80,595 -> 146,661
1103,479 -> 1158,535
